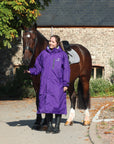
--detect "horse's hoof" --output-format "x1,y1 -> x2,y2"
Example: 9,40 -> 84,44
32,125 -> 41,130
41,125 -> 48,131
32,123 -> 42,131
64,121 -> 73,126
83,120 -> 90,126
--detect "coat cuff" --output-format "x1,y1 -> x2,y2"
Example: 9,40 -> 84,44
29,68 -> 35,75
63,82 -> 70,87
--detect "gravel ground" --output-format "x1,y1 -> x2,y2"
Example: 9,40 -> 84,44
96,103 -> 114,144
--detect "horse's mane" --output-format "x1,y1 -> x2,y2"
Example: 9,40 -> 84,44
37,30 -> 48,42
29,29 -> 49,67
36,30 -> 49,52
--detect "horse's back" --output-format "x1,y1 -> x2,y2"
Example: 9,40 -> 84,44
71,44 -> 91,57
70,44 -> 92,78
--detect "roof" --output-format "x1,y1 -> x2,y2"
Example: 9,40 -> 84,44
36,0 -> 114,27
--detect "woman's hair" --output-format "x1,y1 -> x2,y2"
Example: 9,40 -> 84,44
50,35 -> 60,46
50,35 -> 65,51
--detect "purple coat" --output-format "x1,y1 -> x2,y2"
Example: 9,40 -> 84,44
29,46 -> 70,114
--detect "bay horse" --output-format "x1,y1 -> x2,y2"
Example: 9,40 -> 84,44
22,24 -> 92,128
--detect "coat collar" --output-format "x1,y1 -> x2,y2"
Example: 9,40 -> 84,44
46,46 -> 62,53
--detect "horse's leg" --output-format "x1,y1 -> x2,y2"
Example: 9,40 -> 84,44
78,77 -> 90,125
32,75 -> 47,130
83,82 -> 90,126
65,83 -> 76,126
36,92 -> 48,130
32,92 -> 42,130
33,95 -> 47,130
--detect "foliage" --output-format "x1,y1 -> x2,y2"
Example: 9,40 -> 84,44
0,0 -> 51,48
0,65 -> 35,99
74,78 -> 79,93
89,78 -> 114,97
74,78 -> 114,97
109,59 -> 114,83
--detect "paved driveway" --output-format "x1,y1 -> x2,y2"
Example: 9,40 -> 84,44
0,98 -> 92,144
0,97 -> 113,144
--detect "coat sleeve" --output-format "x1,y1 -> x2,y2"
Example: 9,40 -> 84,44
63,52 -> 70,87
29,52 -> 43,75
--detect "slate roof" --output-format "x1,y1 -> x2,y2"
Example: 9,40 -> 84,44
36,0 -> 114,26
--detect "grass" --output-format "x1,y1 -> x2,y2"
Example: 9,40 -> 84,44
91,92 -> 114,98
100,121 -> 108,126
97,135 -> 101,139
108,106 -> 114,112
109,126 -> 114,130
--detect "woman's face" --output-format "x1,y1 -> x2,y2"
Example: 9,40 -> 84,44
49,37 -> 58,49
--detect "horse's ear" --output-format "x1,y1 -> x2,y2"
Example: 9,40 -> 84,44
21,24 -> 27,31
21,23 -> 37,30
32,23 -> 37,30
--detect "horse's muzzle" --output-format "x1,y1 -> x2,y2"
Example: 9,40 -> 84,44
22,57 -> 30,66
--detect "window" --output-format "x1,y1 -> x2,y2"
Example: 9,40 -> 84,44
91,66 -> 104,79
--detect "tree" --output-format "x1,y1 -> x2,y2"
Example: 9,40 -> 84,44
0,0 -> 51,48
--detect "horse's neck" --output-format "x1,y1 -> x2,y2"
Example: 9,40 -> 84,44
29,32 -> 48,67
36,30 -> 48,53
36,37 -> 48,56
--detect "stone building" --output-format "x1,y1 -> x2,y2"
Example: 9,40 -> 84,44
0,0 -> 114,84
36,0 -> 114,80
37,27 -> 114,80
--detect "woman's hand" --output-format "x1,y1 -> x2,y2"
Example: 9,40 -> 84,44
24,70 -> 30,74
63,86 -> 68,92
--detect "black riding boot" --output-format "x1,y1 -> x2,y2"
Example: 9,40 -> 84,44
41,116 -> 48,131
32,114 -> 42,130
46,114 -> 53,133
53,114 -> 61,134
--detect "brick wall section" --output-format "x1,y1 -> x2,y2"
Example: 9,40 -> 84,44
37,27 -> 114,79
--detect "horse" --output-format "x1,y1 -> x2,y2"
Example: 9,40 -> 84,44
22,24 -> 92,127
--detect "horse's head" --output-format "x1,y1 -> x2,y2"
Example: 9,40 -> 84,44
22,25 -> 38,65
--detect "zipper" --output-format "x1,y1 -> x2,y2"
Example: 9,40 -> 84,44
52,58 -> 55,69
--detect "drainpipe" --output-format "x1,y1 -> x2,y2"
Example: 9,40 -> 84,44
51,26 -> 53,36
94,67 -> 96,79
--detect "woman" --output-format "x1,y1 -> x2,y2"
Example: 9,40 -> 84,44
26,35 -> 70,133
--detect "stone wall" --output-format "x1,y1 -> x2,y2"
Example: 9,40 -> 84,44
37,27 -> 114,79
0,44 -> 23,85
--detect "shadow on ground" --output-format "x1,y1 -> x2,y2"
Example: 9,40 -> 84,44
7,118 -> 83,129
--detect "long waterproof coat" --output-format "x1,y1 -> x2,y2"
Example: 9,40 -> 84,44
29,46 -> 70,114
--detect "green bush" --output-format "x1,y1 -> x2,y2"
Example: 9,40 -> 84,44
73,78 -> 114,97
109,83 -> 114,92
90,78 -> 113,97
74,78 -> 79,93
109,59 -> 114,83
0,65 -> 35,99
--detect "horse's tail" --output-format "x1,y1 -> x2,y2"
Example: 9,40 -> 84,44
77,79 -> 90,109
